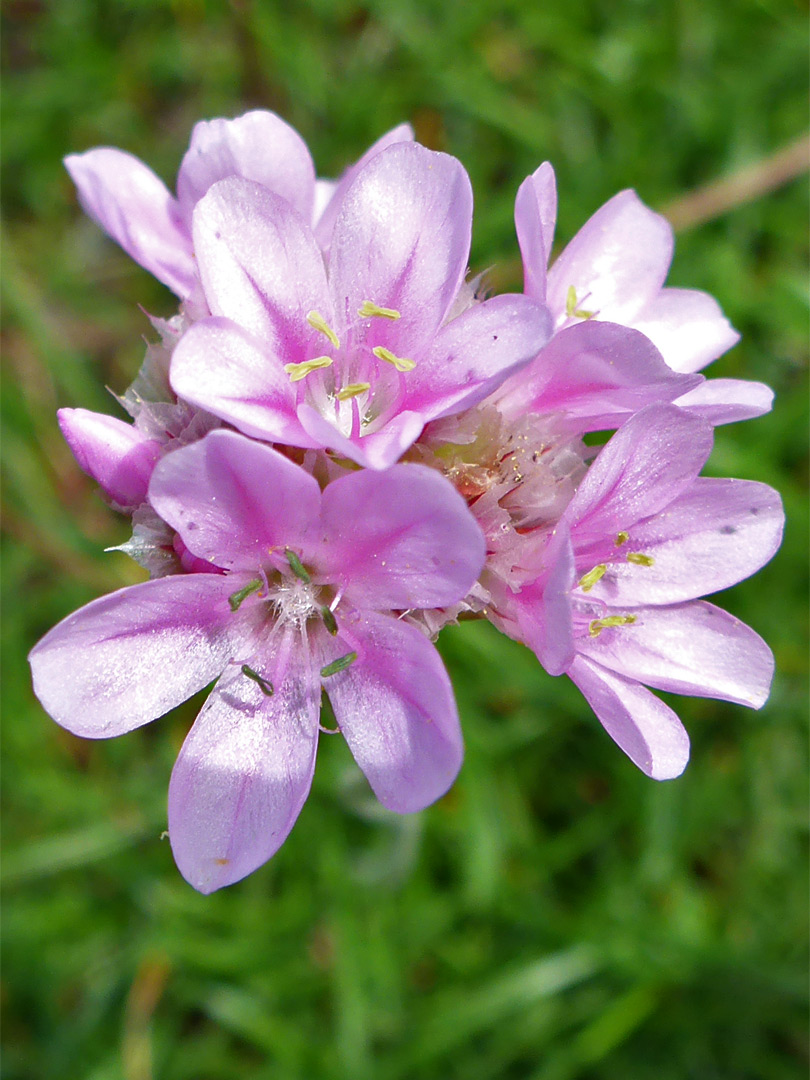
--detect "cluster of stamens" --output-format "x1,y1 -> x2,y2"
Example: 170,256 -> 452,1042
575,531 -> 655,637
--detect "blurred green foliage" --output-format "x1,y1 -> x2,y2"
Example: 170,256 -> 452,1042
2,1 -> 807,1077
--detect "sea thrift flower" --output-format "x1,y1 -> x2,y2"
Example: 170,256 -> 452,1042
65,110 -> 414,298
485,405 -> 783,778
169,143 -> 551,469
514,164 -> 774,425
30,430 -> 485,892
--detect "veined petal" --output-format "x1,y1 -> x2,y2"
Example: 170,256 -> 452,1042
329,143 -> 472,352
169,317 -> 316,448
192,177 -> 332,345
176,110 -> 316,226
578,601 -> 774,708
168,635 -> 320,893
313,122 -> 415,253
29,575 -> 237,738
589,478 -> 784,605
296,403 -> 425,470
672,378 -> 774,426
515,162 -> 557,303
64,149 -> 195,297
319,464 -> 485,609
149,429 -> 321,570
633,287 -> 740,373
569,656 -> 690,780
58,407 -> 161,509
405,294 -> 553,423
322,612 -> 463,812
547,190 -> 673,326
564,405 -> 714,540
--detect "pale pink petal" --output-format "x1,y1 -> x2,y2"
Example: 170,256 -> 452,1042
568,656 -> 690,780
29,575 -> 237,738
564,405 -> 714,540
589,478 -> 784,605
318,464 -> 485,610
169,318 -> 315,448
547,190 -> 673,326
322,612 -> 463,812
404,294 -> 552,422
579,601 -> 774,708
192,178 -> 331,345
633,287 -> 740,372
514,162 -> 557,303
168,636 -> 320,893
64,149 -> 195,297
673,378 -> 774,425
313,123 -> 415,253
149,429 -> 321,570
505,527 -> 576,676
176,110 -> 315,226
58,408 -> 161,509
296,403 -> 425,471
328,143 -> 472,353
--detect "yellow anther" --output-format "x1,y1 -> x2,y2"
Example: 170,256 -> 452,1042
336,382 -> 371,401
615,531 -> 630,546
358,300 -> 401,320
627,552 -> 655,567
284,356 -> 333,382
578,564 -> 607,592
565,285 -> 595,320
589,614 -> 637,638
373,345 -> 416,372
306,310 -> 340,349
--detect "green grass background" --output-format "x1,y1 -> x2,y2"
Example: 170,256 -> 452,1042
2,1 -> 807,1077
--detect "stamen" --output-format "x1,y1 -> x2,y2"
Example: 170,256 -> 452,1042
241,664 -> 274,695
578,564 -> 607,592
589,614 -> 637,638
627,552 -> 655,567
615,531 -> 630,546
565,285 -> 595,320
336,382 -> 371,401
321,652 -> 358,678
358,300 -> 401,320
306,310 -> 340,349
321,605 -> 339,636
285,548 -> 311,583
284,356 -> 333,382
372,345 -> 416,372
228,578 -> 263,611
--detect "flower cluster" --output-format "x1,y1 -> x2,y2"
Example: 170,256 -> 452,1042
30,111 -> 783,893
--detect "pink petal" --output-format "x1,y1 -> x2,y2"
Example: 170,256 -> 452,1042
168,635 -> 320,893
328,143 -> 472,353
547,190 -> 673,326
192,177 -> 331,345
578,601 -> 774,708
29,575 -> 238,738
589,478 -> 784,605
405,293 -> 553,422
296,402 -> 426,471
633,287 -> 740,373
514,162 -> 557,303
318,463 -> 485,609
322,612 -> 463,812
176,110 -> 316,226
564,405 -> 714,541
313,122 -> 415,253
149,429 -> 321,570
568,656 -> 690,780
672,378 -> 774,425
64,149 -> 195,297
169,318 -> 316,448
58,407 -> 161,509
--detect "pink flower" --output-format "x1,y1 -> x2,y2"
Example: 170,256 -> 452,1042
169,143 -> 551,469
29,430 -> 485,892
513,164 -> 774,425
65,110 -> 414,298
487,405 -> 783,779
